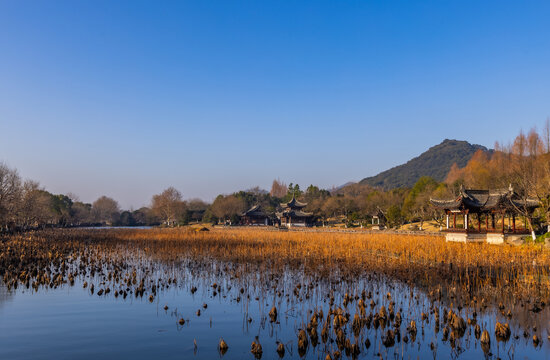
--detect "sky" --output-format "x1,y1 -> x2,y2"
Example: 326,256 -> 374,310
1,1 -> 549,209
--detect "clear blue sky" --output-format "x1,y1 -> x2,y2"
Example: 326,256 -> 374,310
1,1 -> 549,209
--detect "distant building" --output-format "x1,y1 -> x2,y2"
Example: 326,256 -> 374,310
277,196 -> 314,227
430,185 -> 538,243
370,208 -> 386,230
241,205 -> 271,226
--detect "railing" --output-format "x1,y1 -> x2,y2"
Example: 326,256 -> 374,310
443,228 -> 530,235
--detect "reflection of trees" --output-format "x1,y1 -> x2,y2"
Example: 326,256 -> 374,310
0,281 -> 14,310
507,305 -> 550,336
436,289 -> 550,337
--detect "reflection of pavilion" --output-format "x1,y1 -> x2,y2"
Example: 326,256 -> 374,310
430,186 -> 538,243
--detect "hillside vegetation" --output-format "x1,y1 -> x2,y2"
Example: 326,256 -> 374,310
360,139 -> 491,189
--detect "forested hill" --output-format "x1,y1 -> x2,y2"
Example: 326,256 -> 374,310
359,139 -> 491,189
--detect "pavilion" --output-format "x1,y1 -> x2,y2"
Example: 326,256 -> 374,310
370,208 -> 387,230
430,185 -> 538,243
277,196 -> 314,228
241,205 -> 271,226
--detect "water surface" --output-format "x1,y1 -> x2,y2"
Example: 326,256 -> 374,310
1,263 -> 549,360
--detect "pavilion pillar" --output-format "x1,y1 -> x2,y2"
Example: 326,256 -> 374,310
491,214 -> 495,229
453,213 -> 456,228
464,213 -> 468,230
485,214 -> 489,230
512,214 -> 516,233
501,213 -> 505,233
446,214 -> 449,229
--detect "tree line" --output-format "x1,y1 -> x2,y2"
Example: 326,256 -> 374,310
1,121 -> 549,234
0,166 -> 209,232
174,121 -> 550,233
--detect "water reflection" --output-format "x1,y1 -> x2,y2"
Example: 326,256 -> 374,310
0,257 -> 548,360
0,281 -> 14,310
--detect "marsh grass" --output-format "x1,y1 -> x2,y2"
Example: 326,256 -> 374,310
99,228 -> 550,296
2,227 -> 549,301
1,227 -> 549,358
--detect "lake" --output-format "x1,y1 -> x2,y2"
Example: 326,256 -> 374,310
0,228 -> 549,359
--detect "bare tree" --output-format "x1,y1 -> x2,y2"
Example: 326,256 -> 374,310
151,187 -> 186,226
0,162 -> 22,231
544,118 -> 550,154
17,180 -> 54,229
270,179 -> 288,198
506,129 -> 544,239
71,201 -> 93,225
92,196 -> 120,225
210,195 -> 246,224
322,196 -> 342,223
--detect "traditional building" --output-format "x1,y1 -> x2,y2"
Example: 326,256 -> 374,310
277,196 -> 314,227
241,205 -> 271,226
430,185 -> 538,243
370,208 -> 386,230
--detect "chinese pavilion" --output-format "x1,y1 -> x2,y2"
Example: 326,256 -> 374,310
241,205 -> 271,226
370,208 -> 387,230
430,185 -> 538,243
277,196 -> 314,227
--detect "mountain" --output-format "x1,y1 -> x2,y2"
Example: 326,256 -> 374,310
359,139 -> 491,189
333,181 -> 356,191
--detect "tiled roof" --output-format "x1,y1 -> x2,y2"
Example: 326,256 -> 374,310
281,195 -> 307,209
242,205 -> 268,217
430,186 -> 538,212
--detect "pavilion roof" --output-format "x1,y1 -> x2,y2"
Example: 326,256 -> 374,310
369,207 -> 386,219
430,186 -> 539,213
280,195 -> 307,209
242,204 -> 268,217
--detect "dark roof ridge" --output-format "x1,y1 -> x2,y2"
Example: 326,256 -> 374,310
281,194 -> 307,209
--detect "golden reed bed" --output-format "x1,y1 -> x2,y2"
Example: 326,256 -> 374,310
3,227 -> 550,301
